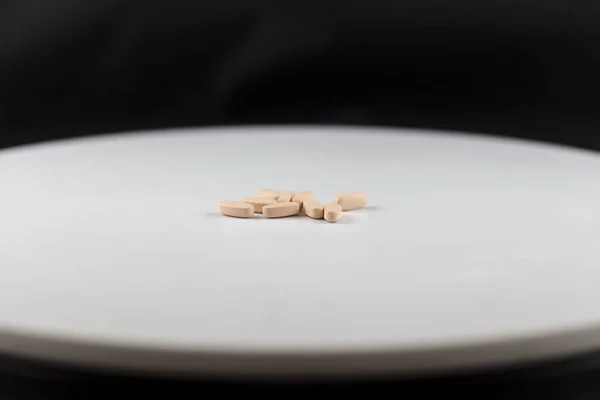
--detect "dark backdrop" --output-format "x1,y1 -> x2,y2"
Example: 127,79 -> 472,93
1,0 -> 600,150
2,2 -> 600,397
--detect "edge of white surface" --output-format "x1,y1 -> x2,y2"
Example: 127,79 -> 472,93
2,322 -> 600,377
2,124 -> 599,158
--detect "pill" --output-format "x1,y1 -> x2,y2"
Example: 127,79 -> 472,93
219,201 -> 254,218
244,197 -> 278,213
324,202 -> 342,223
303,199 -> 324,219
291,191 -> 314,211
335,192 -> 368,211
263,202 -> 300,218
258,189 -> 280,199
277,191 -> 295,203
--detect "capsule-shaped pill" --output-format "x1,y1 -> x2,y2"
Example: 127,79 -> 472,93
291,191 -> 314,211
277,191 -> 295,203
258,189 -> 280,199
324,202 -> 342,223
244,197 -> 277,213
335,192 -> 368,211
303,199 -> 324,219
263,202 -> 300,218
219,201 -> 254,218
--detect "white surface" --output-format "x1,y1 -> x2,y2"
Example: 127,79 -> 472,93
1,126 -> 600,377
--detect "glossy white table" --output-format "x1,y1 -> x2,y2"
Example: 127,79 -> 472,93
1,126 -> 599,377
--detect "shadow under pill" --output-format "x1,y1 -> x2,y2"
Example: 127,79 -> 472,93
362,206 -> 383,211
336,215 -> 355,225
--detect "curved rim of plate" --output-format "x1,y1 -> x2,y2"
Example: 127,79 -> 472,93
2,321 -> 600,377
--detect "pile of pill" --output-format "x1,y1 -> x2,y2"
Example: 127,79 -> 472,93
219,190 -> 368,223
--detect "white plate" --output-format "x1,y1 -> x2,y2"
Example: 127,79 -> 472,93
1,126 -> 600,378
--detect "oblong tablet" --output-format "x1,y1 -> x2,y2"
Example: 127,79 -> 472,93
219,201 -> 254,218
336,192 -> 368,211
258,189 -> 280,199
263,202 -> 300,218
324,202 -> 342,223
303,199 -> 324,219
244,197 -> 277,213
291,191 -> 314,211
277,191 -> 295,203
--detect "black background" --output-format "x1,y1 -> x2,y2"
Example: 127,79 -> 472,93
2,1 -> 600,398
1,0 -> 600,150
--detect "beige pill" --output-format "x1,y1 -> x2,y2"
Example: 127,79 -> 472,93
277,191 -> 295,203
244,197 -> 277,213
303,199 -> 324,219
219,201 -> 254,218
263,202 -> 300,218
324,202 -> 342,223
291,191 -> 314,211
258,189 -> 280,199
335,192 -> 368,211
